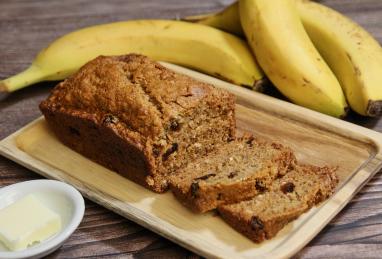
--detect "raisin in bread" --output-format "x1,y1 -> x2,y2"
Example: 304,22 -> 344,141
169,136 -> 296,212
39,54 -> 236,192
218,165 -> 338,243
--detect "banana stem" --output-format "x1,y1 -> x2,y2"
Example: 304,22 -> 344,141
0,65 -> 47,92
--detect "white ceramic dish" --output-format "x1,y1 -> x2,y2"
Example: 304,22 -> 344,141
0,180 -> 85,259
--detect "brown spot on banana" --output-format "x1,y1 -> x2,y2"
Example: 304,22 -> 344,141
346,52 -> 362,77
302,77 -> 311,84
346,52 -> 353,62
354,66 -> 362,77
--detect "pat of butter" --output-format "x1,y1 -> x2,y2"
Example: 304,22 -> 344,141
0,194 -> 61,251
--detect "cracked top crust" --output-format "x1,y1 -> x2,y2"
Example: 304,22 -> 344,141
41,54 -> 230,140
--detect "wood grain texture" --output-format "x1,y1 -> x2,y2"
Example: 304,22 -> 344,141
0,0 -> 381,258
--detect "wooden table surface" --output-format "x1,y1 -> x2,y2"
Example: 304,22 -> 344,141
1,0 -> 381,258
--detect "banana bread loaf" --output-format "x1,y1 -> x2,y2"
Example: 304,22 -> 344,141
169,136 -> 296,213
218,165 -> 338,243
39,54 -> 236,192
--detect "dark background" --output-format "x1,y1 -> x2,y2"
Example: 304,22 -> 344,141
1,0 -> 382,258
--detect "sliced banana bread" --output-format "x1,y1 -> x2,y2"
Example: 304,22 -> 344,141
39,54 -> 236,192
169,136 -> 296,213
218,165 -> 338,243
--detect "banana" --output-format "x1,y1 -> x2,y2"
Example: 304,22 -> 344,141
239,0 -> 348,117
0,20 -> 264,92
295,0 -> 382,116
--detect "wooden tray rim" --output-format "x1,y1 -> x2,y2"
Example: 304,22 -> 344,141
1,64 -> 382,258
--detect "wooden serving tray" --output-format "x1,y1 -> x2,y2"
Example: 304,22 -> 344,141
1,63 -> 382,258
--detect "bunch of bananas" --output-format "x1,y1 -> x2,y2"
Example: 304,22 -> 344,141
186,0 -> 382,117
1,0 -> 381,117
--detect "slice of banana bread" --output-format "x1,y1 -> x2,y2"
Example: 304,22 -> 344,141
39,54 -> 236,192
169,136 -> 296,213
218,165 -> 338,243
